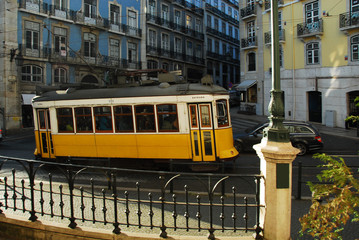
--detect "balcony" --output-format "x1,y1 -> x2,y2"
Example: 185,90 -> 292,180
264,29 -> 286,45
48,4 -> 75,21
19,0 -> 48,15
207,51 -> 239,64
297,19 -> 323,39
241,37 -> 257,50
339,11 -> 359,31
240,4 -> 256,20
173,0 -> 204,15
206,3 -> 239,25
206,27 -> 240,45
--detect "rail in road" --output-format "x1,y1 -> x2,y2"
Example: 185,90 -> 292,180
0,156 -> 264,239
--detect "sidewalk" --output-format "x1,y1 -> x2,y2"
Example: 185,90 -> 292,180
230,106 -> 359,140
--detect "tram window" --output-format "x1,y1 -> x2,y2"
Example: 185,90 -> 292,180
200,105 -> 211,127
38,110 -> 46,129
94,106 -> 113,132
114,106 -> 134,132
189,105 -> 198,128
57,108 -> 74,133
135,105 -> 156,132
75,107 -> 93,133
157,104 -> 179,132
216,100 -> 229,127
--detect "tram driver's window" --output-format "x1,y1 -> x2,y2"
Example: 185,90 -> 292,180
216,99 -> 229,127
135,105 -> 156,132
157,104 -> 179,132
94,106 -> 113,132
114,106 -> 134,132
75,107 -> 93,132
57,108 -> 74,133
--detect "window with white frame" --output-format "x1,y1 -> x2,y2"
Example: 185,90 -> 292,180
234,10 -> 238,19
128,42 -> 137,63
305,1 -> 319,24
128,10 -> 137,28
22,65 -> 42,82
25,21 -> 40,55
55,0 -> 67,10
110,39 -> 120,58
195,19 -> 201,32
161,33 -> 169,50
247,21 -> 255,42
149,0 -> 156,15
149,29 -> 157,47
84,0 -> 97,18
186,15 -> 192,29
351,35 -> 359,61
54,68 -> 67,83
110,4 -> 120,25
175,37 -> 182,53
247,0 -> 254,6
186,41 -> 193,56
162,4 -> 169,21
54,27 -> 67,56
175,10 -> 181,25
306,42 -> 319,65
84,33 -> 96,57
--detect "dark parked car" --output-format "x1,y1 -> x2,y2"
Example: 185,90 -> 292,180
234,121 -> 323,156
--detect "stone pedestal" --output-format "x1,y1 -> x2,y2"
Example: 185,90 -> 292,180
254,138 -> 299,240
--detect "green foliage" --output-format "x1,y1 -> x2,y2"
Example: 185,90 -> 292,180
299,154 -> 359,239
346,96 -> 359,123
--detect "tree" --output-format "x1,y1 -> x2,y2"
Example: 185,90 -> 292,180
346,96 -> 359,127
299,154 -> 359,239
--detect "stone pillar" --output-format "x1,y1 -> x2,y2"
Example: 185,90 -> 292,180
254,139 -> 299,240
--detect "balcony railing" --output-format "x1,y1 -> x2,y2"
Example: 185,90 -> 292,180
264,29 -> 286,45
297,19 -> 323,38
240,4 -> 256,19
206,27 -> 240,45
207,51 -> 240,64
173,0 -> 204,15
339,11 -> 359,30
19,0 -> 48,14
241,37 -> 257,49
146,45 -> 204,65
206,3 -> 239,25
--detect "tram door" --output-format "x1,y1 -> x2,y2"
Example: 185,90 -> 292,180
37,109 -> 54,159
189,104 -> 216,162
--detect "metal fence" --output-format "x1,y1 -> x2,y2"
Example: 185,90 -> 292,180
0,156 -> 264,239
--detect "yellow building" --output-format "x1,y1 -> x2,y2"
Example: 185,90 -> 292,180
240,0 -> 359,128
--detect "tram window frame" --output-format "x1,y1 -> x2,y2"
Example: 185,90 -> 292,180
94,106 -> 113,133
57,108 -> 74,133
135,105 -> 156,132
216,99 -> 229,127
114,105 -> 134,133
75,107 -> 93,133
189,105 -> 198,128
200,105 -> 212,128
157,104 -> 179,132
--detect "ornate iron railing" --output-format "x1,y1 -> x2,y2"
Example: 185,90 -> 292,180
241,36 -> 257,49
264,29 -> 286,44
339,11 -> 359,29
240,4 -> 256,19
0,156 -> 264,239
297,19 -> 323,37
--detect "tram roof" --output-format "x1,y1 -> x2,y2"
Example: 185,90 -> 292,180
32,83 -> 228,102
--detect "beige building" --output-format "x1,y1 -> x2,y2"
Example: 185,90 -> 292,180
240,0 -> 359,128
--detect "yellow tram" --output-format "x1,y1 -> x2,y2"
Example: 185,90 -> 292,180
32,83 -> 238,165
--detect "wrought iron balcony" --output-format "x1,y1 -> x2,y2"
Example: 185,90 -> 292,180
297,19 -> 323,38
339,11 -> 359,30
173,0 -> 204,15
19,0 -> 48,15
48,4 -> 75,20
264,29 -> 286,45
206,27 -> 240,45
206,3 -> 238,25
240,4 -> 256,19
241,37 -> 257,49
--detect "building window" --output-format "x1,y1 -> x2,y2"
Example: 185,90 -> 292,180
234,10 -> 238,20
149,0 -> 156,15
175,10 -> 181,25
223,43 -> 227,55
214,0 -> 218,8
84,0 -> 97,18
228,26 -> 233,37
128,10 -> 137,28
186,15 -> 192,29
84,33 -> 96,58
247,0 -> 255,6
128,42 -> 137,63
25,21 -> 40,56
54,68 -> 67,83
22,65 -> 42,82
196,44 -> 202,58
221,3 -> 225,12
306,42 -> 319,65
175,37 -> 182,53
215,40 -> 219,54
186,41 -> 193,56
147,60 -> 158,69
162,4 -> 169,21
195,18 -> 201,33
149,29 -> 157,47
228,6 -> 232,17
248,52 -> 256,71
161,33 -> 169,50
207,15 -> 211,28
305,1 -> 319,24
247,21 -> 255,42
351,35 -> 359,61
110,39 -> 120,58
222,22 -> 226,34
214,19 -> 219,31
54,27 -> 67,57
207,38 -> 212,52
55,0 -> 67,10
110,4 -> 120,25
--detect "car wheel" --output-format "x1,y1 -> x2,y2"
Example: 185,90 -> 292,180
293,142 -> 307,156
234,141 -> 243,153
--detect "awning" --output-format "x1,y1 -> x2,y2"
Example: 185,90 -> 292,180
21,94 -> 36,105
235,80 -> 257,91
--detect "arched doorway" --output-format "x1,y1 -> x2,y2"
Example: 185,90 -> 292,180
82,75 -> 98,84
308,91 -> 322,123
